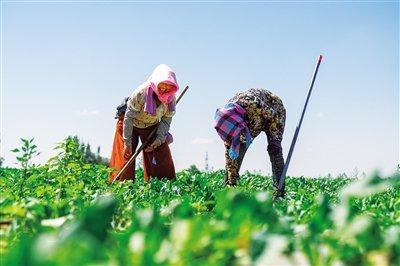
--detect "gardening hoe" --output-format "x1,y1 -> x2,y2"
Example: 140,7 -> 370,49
275,55 -> 324,199
111,85 -> 189,183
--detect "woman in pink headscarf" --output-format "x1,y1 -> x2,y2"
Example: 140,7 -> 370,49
113,64 -> 178,181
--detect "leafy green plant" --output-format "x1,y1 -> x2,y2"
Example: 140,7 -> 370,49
10,138 -> 40,197
1,137 -> 399,265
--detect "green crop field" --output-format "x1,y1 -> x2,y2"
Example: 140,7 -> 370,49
1,137 -> 399,266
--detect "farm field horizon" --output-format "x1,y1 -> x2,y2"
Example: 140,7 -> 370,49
2,3 -> 398,178
1,137 -> 399,265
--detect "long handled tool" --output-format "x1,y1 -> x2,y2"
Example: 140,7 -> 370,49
111,85 -> 189,183
277,55 -> 324,195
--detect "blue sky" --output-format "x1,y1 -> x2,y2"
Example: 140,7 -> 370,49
1,1 -> 398,177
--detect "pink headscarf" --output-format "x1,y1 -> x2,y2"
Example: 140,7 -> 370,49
148,64 -> 179,104
144,64 -> 178,115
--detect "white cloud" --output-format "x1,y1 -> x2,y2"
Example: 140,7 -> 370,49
192,138 -> 214,145
75,109 -> 99,116
317,112 -> 324,118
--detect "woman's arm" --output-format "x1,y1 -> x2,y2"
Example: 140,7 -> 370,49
154,96 -> 176,144
155,116 -> 172,144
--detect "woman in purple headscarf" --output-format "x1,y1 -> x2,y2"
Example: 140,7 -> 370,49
214,88 -> 286,198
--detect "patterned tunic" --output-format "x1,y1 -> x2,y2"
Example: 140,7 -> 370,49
224,88 -> 286,195
228,88 -> 286,142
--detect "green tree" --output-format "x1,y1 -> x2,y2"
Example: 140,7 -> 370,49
69,135 -> 109,165
188,164 -> 201,174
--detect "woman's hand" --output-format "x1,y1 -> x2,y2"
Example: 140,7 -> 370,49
145,139 -> 162,152
123,145 -> 132,159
